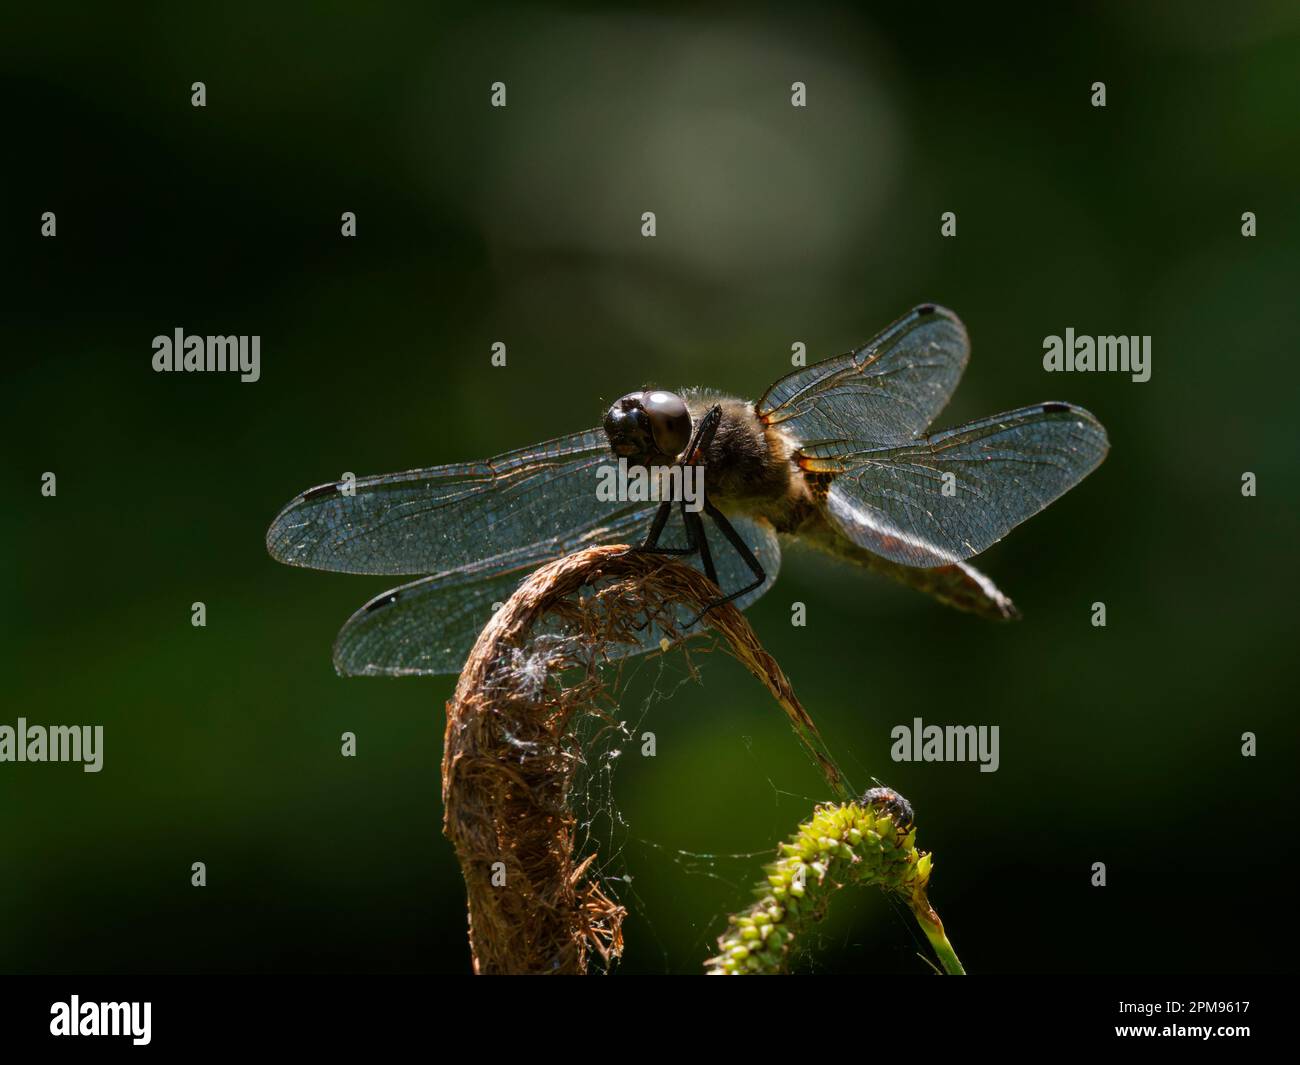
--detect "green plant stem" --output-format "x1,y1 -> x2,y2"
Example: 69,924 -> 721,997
911,898 -> 965,975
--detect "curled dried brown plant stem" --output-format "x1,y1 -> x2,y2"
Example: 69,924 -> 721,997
441,544 -> 846,975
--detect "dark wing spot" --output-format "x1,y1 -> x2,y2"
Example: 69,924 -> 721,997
915,303 -> 937,315
364,592 -> 400,614
1039,402 -> 1071,414
302,483 -> 341,501
802,469 -> 835,503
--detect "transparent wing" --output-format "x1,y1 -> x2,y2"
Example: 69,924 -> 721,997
267,429 -> 644,576
332,515 -> 782,677
805,403 -> 1108,568
756,304 -> 969,450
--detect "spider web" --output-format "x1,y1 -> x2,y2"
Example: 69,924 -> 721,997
551,640 -> 904,974
466,556 -> 923,974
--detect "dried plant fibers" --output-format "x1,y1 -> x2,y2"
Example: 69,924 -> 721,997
441,544 -> 847,975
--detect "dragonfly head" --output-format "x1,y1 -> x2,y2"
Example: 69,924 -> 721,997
603,390 -> 691,464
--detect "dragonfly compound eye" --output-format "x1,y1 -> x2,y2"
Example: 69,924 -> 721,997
603,392 -> 656,459
641,390 -> 691,457
604,391 -> 689,461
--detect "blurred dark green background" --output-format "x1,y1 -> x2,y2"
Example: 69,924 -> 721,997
4,3 -> 1298,974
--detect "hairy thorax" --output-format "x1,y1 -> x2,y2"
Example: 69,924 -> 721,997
685,393 -> 815,532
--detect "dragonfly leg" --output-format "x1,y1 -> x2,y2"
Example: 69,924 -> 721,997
631,404 -> 722,557
706,501 -> 766,589
633,498 -> 698,556
628,405 -> 727,632
683,502 -> 718,585
684,500 -> 768,626
635,498 -> 678,552
686,404 -> 724,458
626,498 -> 702,634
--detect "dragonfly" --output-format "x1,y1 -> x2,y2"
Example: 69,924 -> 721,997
266,304 -> 1108,676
